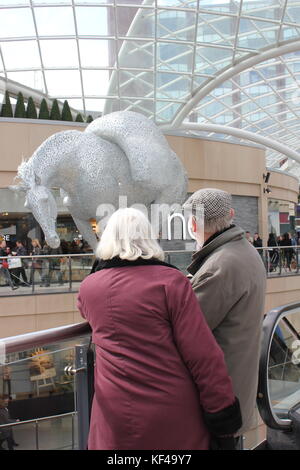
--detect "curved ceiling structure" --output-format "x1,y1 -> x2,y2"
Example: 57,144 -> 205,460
0,0 -> 300,176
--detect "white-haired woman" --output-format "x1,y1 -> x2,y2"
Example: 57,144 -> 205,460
77,208 -> 241,450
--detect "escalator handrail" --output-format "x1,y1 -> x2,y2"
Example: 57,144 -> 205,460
257,301 -> 300,430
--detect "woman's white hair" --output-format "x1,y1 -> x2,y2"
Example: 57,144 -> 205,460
96,208 -> 165,261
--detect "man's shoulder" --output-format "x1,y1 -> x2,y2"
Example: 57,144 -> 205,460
193,237 -> 264,278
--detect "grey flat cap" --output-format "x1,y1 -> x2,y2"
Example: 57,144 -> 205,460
183,188 -> 232,221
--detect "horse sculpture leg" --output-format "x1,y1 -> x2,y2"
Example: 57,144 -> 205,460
72,216 -> 98,253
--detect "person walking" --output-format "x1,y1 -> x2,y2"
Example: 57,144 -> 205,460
279,232 -> 294,271
77,208 -> 242,450
183,188 -> 266,448
29,239 -> 42,285
267,233 -> 279,272
253,232 -> 264,263
245,231 -> 253,244
13,241 -> 29,286
0,395 -> 19,450
40,243 -> 63,287
253,232 -> 263,249
0,241 -> 18,290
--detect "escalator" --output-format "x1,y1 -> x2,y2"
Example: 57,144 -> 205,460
256,303 -> 300,449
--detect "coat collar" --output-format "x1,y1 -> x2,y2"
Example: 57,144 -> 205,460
91,256 -> 179,273
187,225 -> 245,276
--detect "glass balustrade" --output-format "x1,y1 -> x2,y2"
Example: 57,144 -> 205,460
1,247 -> 300,296
0,324 -> 91,450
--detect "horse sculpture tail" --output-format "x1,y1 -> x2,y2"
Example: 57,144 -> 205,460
85,111 -> 187,197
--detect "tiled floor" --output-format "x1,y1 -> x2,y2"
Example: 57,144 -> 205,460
0,282 -> 81,296
1,415 -> 78,451
1,412 -> 266,451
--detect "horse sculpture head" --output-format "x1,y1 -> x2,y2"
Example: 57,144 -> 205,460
10,161 -> 60,249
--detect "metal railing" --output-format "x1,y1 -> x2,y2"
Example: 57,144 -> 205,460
2,321 -> 91,355
1,246 -> 300,296
1,302 -> 299,450
0,412 -> 77,450
257,245 -> 300,277
0,253 -> 94,294
0,322 -> 92,450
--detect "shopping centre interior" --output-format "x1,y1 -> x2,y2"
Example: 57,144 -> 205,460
1,0 -> 300,451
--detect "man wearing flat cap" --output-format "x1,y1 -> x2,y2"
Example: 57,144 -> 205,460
183,188 -> 266,448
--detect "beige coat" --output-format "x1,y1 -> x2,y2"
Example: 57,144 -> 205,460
188,226 -> 266,435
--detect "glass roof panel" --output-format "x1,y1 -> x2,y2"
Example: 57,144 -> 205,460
85,98 -> 107,112
157,72 -> 191,99
40,39 -> 79,67
33,1 -> 71,4
61,98 -> 84,110
157,0 -> 197,7
198,0 -> 240,14
0,0 -> 300,175
79,39 -> 112,67
0,1 -> 29,4
0,8 -> 35,38
74,0 -> 110,4
34,7 -> 75,36
76,6 -> 113,36
197,14 -> 237,46
284,4 -> 300,23
1,41 -> 41,69
237,18 -> 277,49
45,69 -> 82,96
119,69 -> 154,97
157,42 -> 193,72
82,69 -> 110,95
156,100 -> 181,122
241,0 -> 284,21
157,9 -> 196,42
7,71 -> 45,92
118,40 -> 154,69
117,7 -> 154,38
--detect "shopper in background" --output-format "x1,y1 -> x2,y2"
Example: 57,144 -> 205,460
0,395 -> 19,450
40,242 -> 63,287
78,208 -> 242,450
245,231 -> 253,244
253,233 -> 263,248
0,240 -> 18,290
29,239 -> 42,285
267,233 -> 279,272
183,188 -> 266,449
279,232 -> 294,271
13,240 -> 29,286
253,232 -> 263,259
290,232 -> 297,247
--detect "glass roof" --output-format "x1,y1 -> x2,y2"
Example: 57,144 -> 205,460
0,0 -> 300,177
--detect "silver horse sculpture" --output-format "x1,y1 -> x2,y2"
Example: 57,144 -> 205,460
10,111 -> 188,252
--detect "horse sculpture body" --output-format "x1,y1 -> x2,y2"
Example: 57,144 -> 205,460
11,111 -> 188,252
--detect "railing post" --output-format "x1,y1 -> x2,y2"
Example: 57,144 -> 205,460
279,249 -> 282,275
32,259 -> 35,294
74,344 -> 91,450
35,420 -> 39,450
68,256 -> 72,291
72,413 -> 75,450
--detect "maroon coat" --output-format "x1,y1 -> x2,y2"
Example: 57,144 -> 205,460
77,259 -> 239,450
